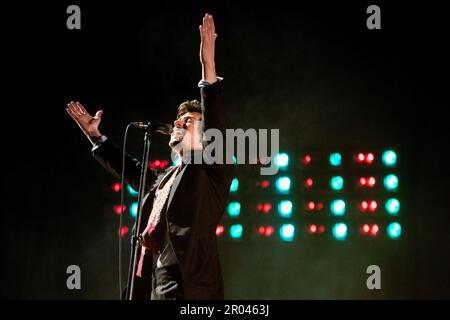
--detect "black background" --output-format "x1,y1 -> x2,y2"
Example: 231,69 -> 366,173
3,0 -> 450,299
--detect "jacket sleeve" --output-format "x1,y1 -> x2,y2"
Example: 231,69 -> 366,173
92,138 -> 158,192
201,81 -> 236,189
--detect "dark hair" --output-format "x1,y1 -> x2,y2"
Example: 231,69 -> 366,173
176,100 -> 202,119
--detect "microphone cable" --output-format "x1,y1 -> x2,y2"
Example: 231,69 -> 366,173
119,123 -> 133,299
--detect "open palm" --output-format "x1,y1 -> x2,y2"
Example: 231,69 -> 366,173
66,101 -> 103,138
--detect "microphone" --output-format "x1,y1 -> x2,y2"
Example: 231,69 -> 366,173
131,122 -> 173,135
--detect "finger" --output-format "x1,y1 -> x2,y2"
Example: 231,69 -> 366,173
74,101 -> 85,115
68,102 -> 81,117
208,15 -> 215,34
199,25 -> 203,40
210,16 -> 215,34
94,110 -> 103,119
66,105 -> 78,120
203,15 -> 209,33
76,102 -> 87,115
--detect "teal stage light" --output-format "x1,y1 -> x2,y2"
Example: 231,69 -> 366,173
276,176 -> 291,194
227,202 -> 241,217
230,224 -> 243,239
330,176 -> 344,190
330,199 -> 346,216
385,198 -> 400,215
329,152 -> 342,166
387,222 -> 401,239
230,178 -> 239,192
382,150 -> 397,166
130,202 -> 138,218
280,224 -> 295,241
274,153 -> 289,169
127,185 -> 139,196
384,174 -> 399,191
278,200 -> 293,218
332,223 -> 348,240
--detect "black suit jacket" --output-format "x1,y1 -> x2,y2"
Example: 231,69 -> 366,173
92,81 -> 235,299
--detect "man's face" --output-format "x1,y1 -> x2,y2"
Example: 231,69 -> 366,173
169,112 -> 203,153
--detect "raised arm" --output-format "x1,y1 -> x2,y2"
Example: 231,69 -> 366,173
66,101 -> 157,191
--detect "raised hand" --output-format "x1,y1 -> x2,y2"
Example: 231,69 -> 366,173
66,101 -> 103,144
199,13 -> 218,83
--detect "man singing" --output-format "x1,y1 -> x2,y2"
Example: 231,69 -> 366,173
66,14 -> 234,300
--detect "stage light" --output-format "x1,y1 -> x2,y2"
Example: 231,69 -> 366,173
280,224 -> 295,241
275,153 -> 289,169
361,224 -> 370,234
230,178 -> 239,192
382,150 -> 397,166
330,176 -> 344,190
359,177 -> 367,186
276,176 -> 291,194
127,185 -> 139,196
227,202 -> 241,217
385,198 -> 400,215
387,222 -> 401,239
360,201 -> 369,211
302,154 -> 312,165
369,200 -> 378,212
173,156 -> 181,166
367,176 -> 376,187
257,203 -> 273,213
113,205 -> 126,215
112,182 -> 122,192
306,201 -> 316,211
331,199 -> 346,216
256,180 -> 270,189
384,174 -> 398,191
329,152 -> 342,166
332,223 -> 348,240
365,152 -> 375,164
278,200 -> 293,218
265,226 -> 275,237
149,159 -> 169,169
233,156 -> 237,164
308,224 -> 317,234
356,153 -> 365,163
229,224 -> 243,239
370,224 -> 379,236
130,202 -> 138,218
216,225 -> 224,236
304,178 -> 314,188
119,226 -> 129,237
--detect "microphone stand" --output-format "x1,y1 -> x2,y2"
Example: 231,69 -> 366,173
125,130 -> 151,300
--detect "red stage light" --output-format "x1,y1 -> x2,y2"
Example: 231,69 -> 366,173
368,176 -> 376,187
112,183 -> 121,192
305,178 -> 314,188
318,225 -> 325,233
119,226 -> 129,237
359,177 -> 367,186
263,203 -> 272,213
360,201 -> 368,211
265,226 -> 274,237
371,224 -> 379,236
309,224 -> 317,234
303,154 -> 312,165
369,200 -> 378,212
113,205 -> 126,215
362,224 -> 370,234
307,201 -> 316,211
258,226 -> 265,234
257,180 -> 270,188
365,153 -> 375,164
357,153 -> 365,163
216,225 -> 224,236
316,202 -> 324,210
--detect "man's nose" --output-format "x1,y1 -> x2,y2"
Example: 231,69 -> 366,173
174,119 -> 184,128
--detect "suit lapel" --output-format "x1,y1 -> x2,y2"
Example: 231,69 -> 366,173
166,164 -> 188,213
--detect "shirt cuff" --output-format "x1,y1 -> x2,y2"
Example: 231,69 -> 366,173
198,76 -> 223,88
91,135 -> 108,151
